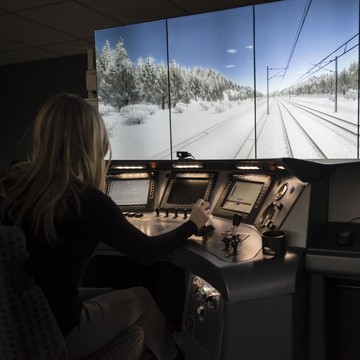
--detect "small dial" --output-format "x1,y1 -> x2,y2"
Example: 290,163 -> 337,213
275,183 -> 288,201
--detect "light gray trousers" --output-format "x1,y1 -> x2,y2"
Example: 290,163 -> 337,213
65,287 -> 178,360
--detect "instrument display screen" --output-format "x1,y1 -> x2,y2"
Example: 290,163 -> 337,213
106,171 -> 157,211
160,172 -> 217,210
213,173 -> 273,223
222,180 -> 264,214
108,179 -> 150,206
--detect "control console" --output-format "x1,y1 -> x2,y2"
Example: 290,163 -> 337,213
101,159 -> 333,360
105,160 -> 309,262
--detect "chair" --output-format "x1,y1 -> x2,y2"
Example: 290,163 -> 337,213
0,225 -> 144,360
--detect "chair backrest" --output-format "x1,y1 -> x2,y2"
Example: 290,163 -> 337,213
0,225 -> 68,360
86,324 -> 144,360
0,225 -> 145,360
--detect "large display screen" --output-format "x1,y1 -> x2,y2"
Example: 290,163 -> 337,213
95,0 -> 359,160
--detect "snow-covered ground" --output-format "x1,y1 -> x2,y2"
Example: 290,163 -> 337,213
102,94 -> 359,160
288,94 -> 358,123
257,95 -> 359,159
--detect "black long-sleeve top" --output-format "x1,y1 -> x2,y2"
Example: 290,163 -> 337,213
12,185 -> 197,335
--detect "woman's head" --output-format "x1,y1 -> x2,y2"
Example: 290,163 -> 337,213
0,93 -> 111,241
33,93 -> 111,189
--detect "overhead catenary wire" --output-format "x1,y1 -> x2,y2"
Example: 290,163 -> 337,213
290,34 -> 359,88
267,0 -> 312,89
281,0 -> 313,84
269,0 -> 358,93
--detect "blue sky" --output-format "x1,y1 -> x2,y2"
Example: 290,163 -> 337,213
167,7 -> 254,87
256,0 -> 359,93
95,20 -> 168,64
95,0 -> 359,94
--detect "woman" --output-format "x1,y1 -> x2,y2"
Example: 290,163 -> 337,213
0,93 -> 210,359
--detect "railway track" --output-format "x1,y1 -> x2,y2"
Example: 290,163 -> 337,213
150,97 -> 358,160
248,97 -> 358,159
278,100 -> 328,158
283,99 -> 358,135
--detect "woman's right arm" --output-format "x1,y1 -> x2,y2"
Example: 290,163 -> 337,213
84,188 -> 210,264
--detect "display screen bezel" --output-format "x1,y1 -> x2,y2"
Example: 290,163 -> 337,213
160,171 -> 217,210
108,178 -> 150,206
213,173 -> 273,223
106,172 -> 156,211
221,180 -> 264,214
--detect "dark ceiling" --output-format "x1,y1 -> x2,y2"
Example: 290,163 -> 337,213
0,0 -> 278,67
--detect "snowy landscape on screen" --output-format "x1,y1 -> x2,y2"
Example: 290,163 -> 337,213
95,0 -> 359,160
100,94 -> 359,160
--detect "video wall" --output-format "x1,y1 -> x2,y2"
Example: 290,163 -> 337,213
95,0 -> 359,160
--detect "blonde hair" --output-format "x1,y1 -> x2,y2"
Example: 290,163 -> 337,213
0,93 -> 111,241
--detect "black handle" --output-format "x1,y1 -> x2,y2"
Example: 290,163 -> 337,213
232,214 -> 242,237
232,214 -> 242,227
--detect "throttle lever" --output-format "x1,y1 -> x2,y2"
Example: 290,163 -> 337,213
232,214 -> 242,237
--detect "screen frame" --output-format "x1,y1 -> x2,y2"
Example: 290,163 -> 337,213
159,171 -> 217,210
213,173 -> 273,223
221,180 -> 265,214
106,171 -> 157,212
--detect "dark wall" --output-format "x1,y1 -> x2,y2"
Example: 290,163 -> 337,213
0,54 -> 88,173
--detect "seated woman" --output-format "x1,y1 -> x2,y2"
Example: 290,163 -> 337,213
0,93 -> 210,360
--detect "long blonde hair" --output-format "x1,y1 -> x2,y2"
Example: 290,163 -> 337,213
0,93 -> 111,241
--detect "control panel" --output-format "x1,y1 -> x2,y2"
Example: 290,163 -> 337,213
256,176 -> 305,231
104,159 -> 316,262
184,275 -> 223,357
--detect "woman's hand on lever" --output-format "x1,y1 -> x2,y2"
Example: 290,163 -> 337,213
189,198 -> 211,230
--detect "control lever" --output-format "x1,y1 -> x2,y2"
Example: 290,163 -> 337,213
231,238 -> 239,255
231,214 -> 242,255
222,236 -> 231,252
222,215 -> 242,253
232,214 -> 242,236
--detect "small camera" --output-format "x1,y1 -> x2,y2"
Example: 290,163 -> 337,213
177,151 -> 191,159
